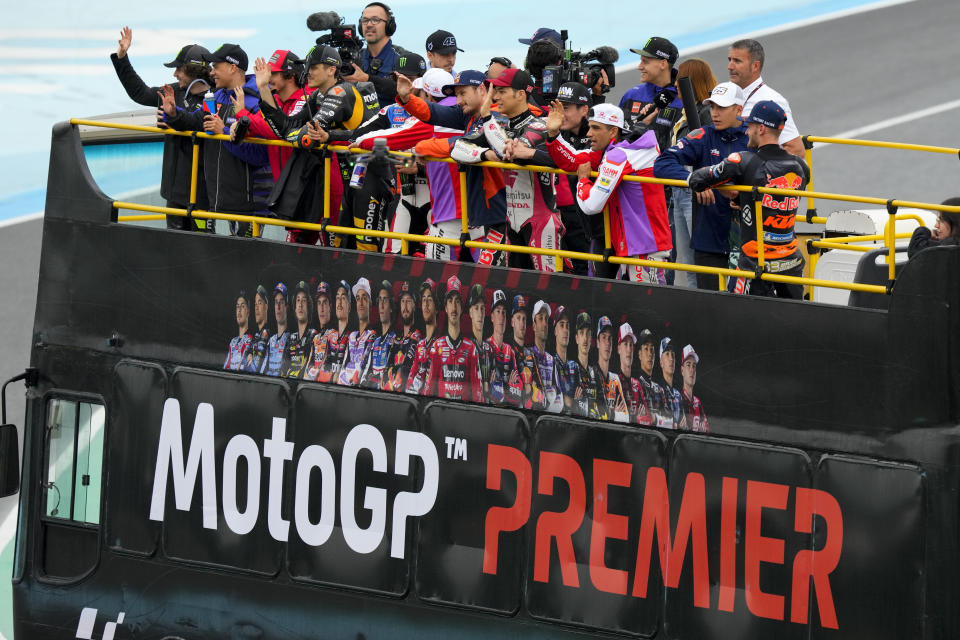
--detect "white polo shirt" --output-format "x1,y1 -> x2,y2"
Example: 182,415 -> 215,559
740,76 -> 800,144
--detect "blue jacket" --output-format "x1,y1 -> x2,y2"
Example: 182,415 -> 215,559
653,124 -> 749,254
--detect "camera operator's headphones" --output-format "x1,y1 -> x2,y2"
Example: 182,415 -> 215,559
360,2 -> 397,37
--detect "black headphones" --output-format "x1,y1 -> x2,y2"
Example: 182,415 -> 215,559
360,2 -> 396,37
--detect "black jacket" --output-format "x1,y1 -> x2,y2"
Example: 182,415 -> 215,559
110,53 -> 209,208
908,226 -> 960,259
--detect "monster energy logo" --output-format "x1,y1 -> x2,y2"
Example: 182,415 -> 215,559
398,57 -> 407,66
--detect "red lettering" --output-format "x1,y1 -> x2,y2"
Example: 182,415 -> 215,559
589,459 -> 632,594
745,480 -> 789,620
632,469 -> 710,608
718,476 -> 738,612
790,488 -> 843,629
482,444 -> 532,575
534,452 -> 586,586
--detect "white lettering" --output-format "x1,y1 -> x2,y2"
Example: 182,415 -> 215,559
263,418 -> 293,541
340,424 -> 388,554
294,444 -> 336,546
222,434 -> 261,535
390,431 -> 439,558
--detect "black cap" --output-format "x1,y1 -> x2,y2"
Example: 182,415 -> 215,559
255,284 -> 269,304
336,279 -> 353,303
306,44 -> 342,68
395,52 -> 427,77
638,328 -> 656,346
491,289 -> 508,310
556,82 -> 591,105
164,44 -> 210,68
575,312 -> 592,331
236,289 -> 250,305
467,284 -> 485,307
294,280 -> 312,304
398,280 -> 416,301
630,37 -> 678,66
426,29 -> 464,55
204,43 -> 249,71
378,279 -> 393,296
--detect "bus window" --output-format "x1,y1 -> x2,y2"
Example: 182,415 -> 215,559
44,399 -> 104,525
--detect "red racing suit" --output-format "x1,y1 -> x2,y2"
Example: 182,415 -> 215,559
405,331 -> 440,395
681,389 -> 709,433
423,335 -> 485,402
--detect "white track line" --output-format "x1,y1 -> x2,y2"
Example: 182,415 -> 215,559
815,99 -> 960,148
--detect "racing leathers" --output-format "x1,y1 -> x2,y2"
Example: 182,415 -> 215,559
514,341 -> 546,409
569,359 -> 606,420
261,330 -> 289,377
224,332 -> 252,371
244,325 -> 270,373
281,327 -> 316,378
337,327 -> 377,386
637,370 -> 667,428
597,367 -> 630,423
530,345 -> 564,413
454,110 -> 564,272
621,374 -> 656,426
484,337 -> 523,406
383,328 -> 422,392
303,327 -> 348,383
360,327 -> 397,390
548,130 -> 671,283
422,335 -> 485,402
405,331 -> 440,395
688,143 -> 810,297
681,389 -> 709,433
657,377 -> 687,430
260,81 -> 384,249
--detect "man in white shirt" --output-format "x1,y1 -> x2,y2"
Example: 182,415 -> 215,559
727,38 -> 804,157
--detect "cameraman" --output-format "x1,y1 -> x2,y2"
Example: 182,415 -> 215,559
619,37 -> 683,152
342,2 -> 410,105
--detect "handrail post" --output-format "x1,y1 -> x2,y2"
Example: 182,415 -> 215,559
322,151 -> 332,245
753,186 -> 765,279
885,200 -> 898,285
802,136 -> 817,222
458,166 -> 469,261
188,132 -> 201,230
602,204 -> 613,268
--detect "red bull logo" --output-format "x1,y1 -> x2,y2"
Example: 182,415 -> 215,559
762,172 -> 803,211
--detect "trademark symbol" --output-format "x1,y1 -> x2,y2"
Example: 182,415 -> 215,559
444,436 -> 468,461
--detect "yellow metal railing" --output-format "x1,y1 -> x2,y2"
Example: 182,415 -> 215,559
73,118 -> 960,298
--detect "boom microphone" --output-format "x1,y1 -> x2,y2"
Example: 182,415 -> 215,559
307,11 -> 342,31
586,45 -> 619,64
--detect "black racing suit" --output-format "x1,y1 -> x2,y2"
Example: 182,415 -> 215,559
689,144 -> 810,298
261,81 -> 386,249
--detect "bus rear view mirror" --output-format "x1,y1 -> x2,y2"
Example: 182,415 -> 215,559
0,424 -> 19,497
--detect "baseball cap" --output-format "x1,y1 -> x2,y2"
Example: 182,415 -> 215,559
741,100 -> 787,130
659,336 -> 676,357
418,68 -> 455,98
164,44 -> 210,68
589,104 -> 626,130
237,289 -> 250,305
556,82 -> 591,105
511,294 -> 528,316
682,344 -> 699,364
489,68 -> 535,92
629,36 -> 678,66
445,275 -> 462,299
519,27 -> 563,47
618,322 -> 637,345
395,52 -> 427,77
255,284 -> 269,303
419,277 -> 437,297
378,279 -> 392,296
315,281 -> 331,299
442,69 -> 486,96
294,280 -> 311,298
267,49 -> 302,74
426,29 -> 464,55
552,304 -> 570,327
533,299 -> 551,319
491,289 -> 508,309
704,81 -> 746,108
596,315 -> 614,338
272,281 -> 289,303
575,312 -> 592,331
398,280 -> 416,301
467,284 -> 485,307
337,279 -> 353,302
638,328 -> 656,346
306,44 -> 341,68
353,277 -> 372,299
204,43 -> 249,71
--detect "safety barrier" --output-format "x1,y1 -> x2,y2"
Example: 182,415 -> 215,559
69,118 -> 960,297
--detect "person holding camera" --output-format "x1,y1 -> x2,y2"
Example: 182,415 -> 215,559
341,2 -> 410,105
545,104 -> 672,284
619,37 -> 683,152
111,27 -> 212,231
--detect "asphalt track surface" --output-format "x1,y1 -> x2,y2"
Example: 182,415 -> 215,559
0,0 -> 955,537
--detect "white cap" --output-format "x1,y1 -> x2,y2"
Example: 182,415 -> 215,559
533,299 -> 551,319
704,82 -> 745,108
682,344 -> 699,364
352,277 -> 371,299
412,77 -> 425,90
589,103 -> 626,130
618,322 -> 636,345
420,68 -> 455,98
